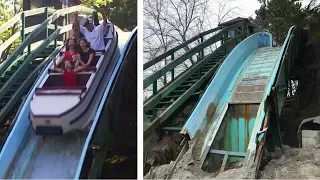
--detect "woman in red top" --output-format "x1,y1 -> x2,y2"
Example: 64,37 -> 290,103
55,38 -> 85,68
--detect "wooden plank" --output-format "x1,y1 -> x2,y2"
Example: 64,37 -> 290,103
47,8 -> 56,14
143,26 -> 222,70
201,26 -> 222,37
209,149 -> 247,157
0,46 -> 63,124
0,5 -> 94,76
220,153 -> 229,173
0,32 -> 20,53
59,5 -> 95,16
143,21 -> 246,88
0,54 -> 27,75
24,24 -> 64,36
143,22 -> 245,70
0,25 -> 68,103
144,59 -> 222,140
144,52 -> 221,111
165,140 -> 188,179
0,7 -> 57,35
0,23 -> 64,57
0,13 -> 21,35
60,24 -> 73,34
23,7 -> 46,17
143,35 -> 220,88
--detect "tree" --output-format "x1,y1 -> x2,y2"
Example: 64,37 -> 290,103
0,0 -> 22,62
143,0 -> 240,100
254,0 -> 305,44
302,0 -> 320,45
80,0 -> 136,31
143,0 -> 210,99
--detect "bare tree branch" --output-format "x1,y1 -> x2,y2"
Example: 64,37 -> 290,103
143,0 -> 239,97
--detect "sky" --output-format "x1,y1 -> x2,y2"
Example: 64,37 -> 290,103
231,0 -> 261,18
229,0 -> 313,19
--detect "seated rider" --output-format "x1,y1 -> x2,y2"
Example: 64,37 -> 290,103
79,38 -> 95,67
56,38 -> 81,67
51,58 -> 83,87
73,11 -> 109,51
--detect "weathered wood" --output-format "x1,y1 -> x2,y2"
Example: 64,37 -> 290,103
143,21 -> 246,89
0,7 -> 56,35
0,13 -> 21,35
24,7 -> 47,17
143,22 -> 252,71
144,62 -> 220,139
0,45 -> 63,124
0,32 -> 20,53
144,52 -> 221,111
0,24 -> 72,103
143,34 -> 246,139
0,23 -> 64,54
0,5 -> 94,76
143,26 -> 222,70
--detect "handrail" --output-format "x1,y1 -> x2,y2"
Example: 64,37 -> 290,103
0,7 -> 57,68
143,21 -> 257,70
143,33 -> 246,111
0,7 -> 57,58
0,19 -> 75,103
0,7 -> 55,35
143,26 -> 222,70
0,24 -> 61,55
273,26 -> 307,116
143,21 -> 248,89
0,45 -> 63,125
0,5 -> 96,76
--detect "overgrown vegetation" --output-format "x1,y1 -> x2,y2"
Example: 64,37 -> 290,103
0,0 -> 22,61
253,0 -> 320,45
80,0 -> 137,31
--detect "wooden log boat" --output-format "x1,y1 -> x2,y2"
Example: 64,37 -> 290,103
30,25 -> 119,135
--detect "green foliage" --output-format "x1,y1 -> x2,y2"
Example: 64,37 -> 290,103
254,0 -> 320,45
255,0 -> 305,44
0,0 -> 22,59
80,0 -> 112,9
108,0 -> 137,31
80,0 -> 136,31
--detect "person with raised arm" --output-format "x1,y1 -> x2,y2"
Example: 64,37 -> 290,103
73,11 -> 109,51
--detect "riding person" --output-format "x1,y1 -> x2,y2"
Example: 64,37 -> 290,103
51,59 -> 83,87
55,38 -> 83,68
73,11 -> 109,51
79,38 -> 95,66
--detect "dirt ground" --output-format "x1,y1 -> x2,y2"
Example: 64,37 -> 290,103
144,144 -> 320,179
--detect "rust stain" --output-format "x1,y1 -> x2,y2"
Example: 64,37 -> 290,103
206,103 -> 217,121
244,104 -> 250,121
244,105 -> 250,149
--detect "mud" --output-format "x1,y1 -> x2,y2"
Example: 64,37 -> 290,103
145,100 -> 219,179
144,133 -> 183,175
145,143 -> 320,179
144,100 -> 198,176
144,137 -> 213,179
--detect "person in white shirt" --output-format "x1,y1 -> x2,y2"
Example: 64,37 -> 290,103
73,12 -> 108,51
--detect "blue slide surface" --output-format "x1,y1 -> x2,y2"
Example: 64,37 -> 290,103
180,28 -> 294,168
